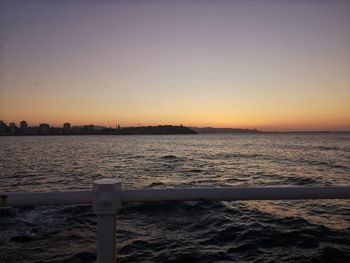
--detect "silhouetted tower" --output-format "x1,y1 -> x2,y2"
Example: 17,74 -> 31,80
63,122 -> 71,134
20,120 -> 28,134
39,123 -> 50,135
0,121 -> 8,135
9,123 -> 17,135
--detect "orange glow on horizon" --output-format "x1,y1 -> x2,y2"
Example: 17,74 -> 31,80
1,112 -> 349,132
1,1 -> 349,132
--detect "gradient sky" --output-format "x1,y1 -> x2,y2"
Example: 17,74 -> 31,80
0,0 -> 349,131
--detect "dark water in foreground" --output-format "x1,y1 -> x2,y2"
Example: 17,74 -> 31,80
0,133 -> 350,262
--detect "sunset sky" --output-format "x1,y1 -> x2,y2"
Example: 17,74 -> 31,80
0,0 -> 349,131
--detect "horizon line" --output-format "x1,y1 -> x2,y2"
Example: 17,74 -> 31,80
1,120 -> 349,133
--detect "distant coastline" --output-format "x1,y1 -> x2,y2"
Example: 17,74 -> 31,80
192,128 -> 349,134
262,130 -> 350,134
192,127 -> 260,134
0,121 -> 197,136
1,120 -> 348,136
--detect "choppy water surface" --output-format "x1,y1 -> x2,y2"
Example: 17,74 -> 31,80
0,133 -> 350,262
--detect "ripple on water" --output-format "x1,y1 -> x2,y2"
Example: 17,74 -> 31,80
0,134 -> 350,262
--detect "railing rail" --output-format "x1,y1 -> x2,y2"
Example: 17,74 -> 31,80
2,186 -> 350,207
1,180 -> 350,263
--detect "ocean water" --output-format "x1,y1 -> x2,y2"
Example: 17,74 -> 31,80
0,133 -> 349,262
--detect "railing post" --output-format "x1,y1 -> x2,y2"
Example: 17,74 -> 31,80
93,179 -> 122,263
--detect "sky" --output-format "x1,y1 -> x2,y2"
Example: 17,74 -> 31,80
0,0 -> 349,131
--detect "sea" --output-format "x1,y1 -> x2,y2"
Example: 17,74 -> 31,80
0,133 -> 349,262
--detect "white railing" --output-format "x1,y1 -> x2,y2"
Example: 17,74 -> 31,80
1,179 -> 350,263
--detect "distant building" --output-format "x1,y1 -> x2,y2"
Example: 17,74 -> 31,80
9,122 -> 17,135
39,123 -> 50,135
0,121 -> 7,135
20,120 -> 28,134
63,122 -> 71,134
